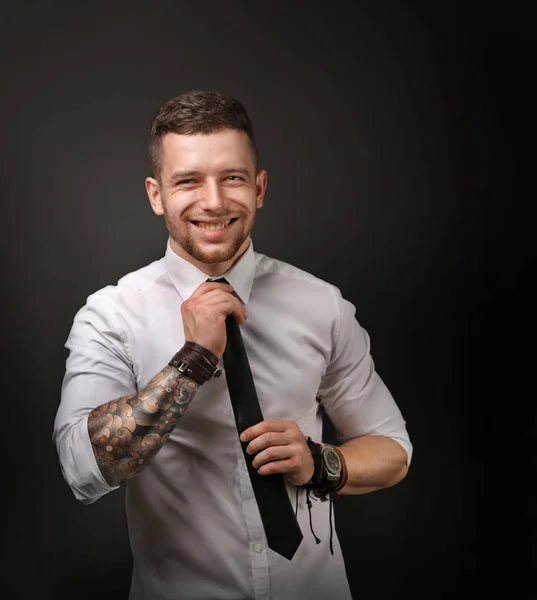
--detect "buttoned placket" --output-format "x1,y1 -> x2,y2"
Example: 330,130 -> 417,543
236,437 -> 270,600
210,271 -> 270,596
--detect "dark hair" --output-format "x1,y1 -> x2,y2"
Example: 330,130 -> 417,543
148,90 -> 259,179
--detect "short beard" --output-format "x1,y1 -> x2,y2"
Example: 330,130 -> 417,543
164,212 -> 255,265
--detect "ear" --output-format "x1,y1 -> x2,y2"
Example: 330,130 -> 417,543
255,169 -> 267,209
145,177 -> 164,215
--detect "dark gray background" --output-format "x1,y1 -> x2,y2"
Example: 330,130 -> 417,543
1,1 -> 535,598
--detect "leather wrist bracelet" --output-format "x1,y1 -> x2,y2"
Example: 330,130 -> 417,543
304,437 -> 324,487
169,342 -> 222,385
301,438 -> 348,498
182,342 -> 219,368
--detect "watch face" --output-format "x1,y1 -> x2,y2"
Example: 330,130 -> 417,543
323,447 -> 341,477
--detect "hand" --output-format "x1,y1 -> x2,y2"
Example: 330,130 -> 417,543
240,420 -> 314,486
181,281 -> 247,358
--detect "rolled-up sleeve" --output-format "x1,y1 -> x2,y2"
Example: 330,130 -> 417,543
318,288 -> 412,465
53,290 -> 136,503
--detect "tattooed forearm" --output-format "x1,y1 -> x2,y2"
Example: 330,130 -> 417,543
87,366 -> 199,487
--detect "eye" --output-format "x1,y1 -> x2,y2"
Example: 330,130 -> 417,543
226,175 -> 243,181
178,179 -> 195,185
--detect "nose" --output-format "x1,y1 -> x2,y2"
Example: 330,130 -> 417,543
200,180 -> 227,212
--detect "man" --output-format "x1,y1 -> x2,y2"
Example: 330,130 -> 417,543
53,90 -> 412,600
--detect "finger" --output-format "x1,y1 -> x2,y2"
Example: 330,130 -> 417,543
185,292 -> 247,323
251,445 -> 294,469
246,431 -> 291,456
240,420 -> 292,442
257,457 -> 298,476
189,288 -> 241,307
204,297 -> 247,323
189,281 -> 236,298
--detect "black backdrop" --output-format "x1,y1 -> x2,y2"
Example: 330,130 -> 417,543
1,1 -> 535,599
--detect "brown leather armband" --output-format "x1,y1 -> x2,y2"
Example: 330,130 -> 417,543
169,342 -> 222,385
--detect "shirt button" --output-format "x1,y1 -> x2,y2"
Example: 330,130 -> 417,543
253,543 -> 263,554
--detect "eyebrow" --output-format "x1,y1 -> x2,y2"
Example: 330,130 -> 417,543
168,167 -> 250,185
168,170 -> 201,184
221,167 -> 250,177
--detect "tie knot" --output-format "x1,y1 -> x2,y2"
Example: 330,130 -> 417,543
207,277 -> 242,303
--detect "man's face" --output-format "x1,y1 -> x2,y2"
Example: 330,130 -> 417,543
146,129 -> 266,275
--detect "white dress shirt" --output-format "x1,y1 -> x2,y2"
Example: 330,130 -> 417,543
53,238 -> 412,600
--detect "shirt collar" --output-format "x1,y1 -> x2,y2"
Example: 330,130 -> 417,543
165,238 -> 256,305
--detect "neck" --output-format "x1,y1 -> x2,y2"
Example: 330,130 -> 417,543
169,237 -> 251,276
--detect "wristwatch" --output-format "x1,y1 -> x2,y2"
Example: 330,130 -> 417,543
318,443 -> 342,482
301,439 -> 342,492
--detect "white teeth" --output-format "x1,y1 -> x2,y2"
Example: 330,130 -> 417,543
196,220 -> 231,231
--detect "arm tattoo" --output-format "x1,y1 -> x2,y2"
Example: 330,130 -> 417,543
87,366 -> 199,487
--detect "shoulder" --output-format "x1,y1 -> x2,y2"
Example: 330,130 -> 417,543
254,251 -> 341,295
253,251 -> 350,319
75,256 -> 170,326
254,251 -> 331,288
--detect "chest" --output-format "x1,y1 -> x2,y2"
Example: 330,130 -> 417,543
128,298 -> 330,430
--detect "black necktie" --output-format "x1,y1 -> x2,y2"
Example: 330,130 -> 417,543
211,277 -> 303,560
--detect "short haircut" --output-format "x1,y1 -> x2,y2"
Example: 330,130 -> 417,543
148,90 -> 259,180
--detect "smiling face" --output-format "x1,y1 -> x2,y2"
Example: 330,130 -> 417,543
145,129 -> 267,276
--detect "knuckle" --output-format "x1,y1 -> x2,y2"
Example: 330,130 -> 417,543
266,447 -> 277,461
265,432 -> 276,445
